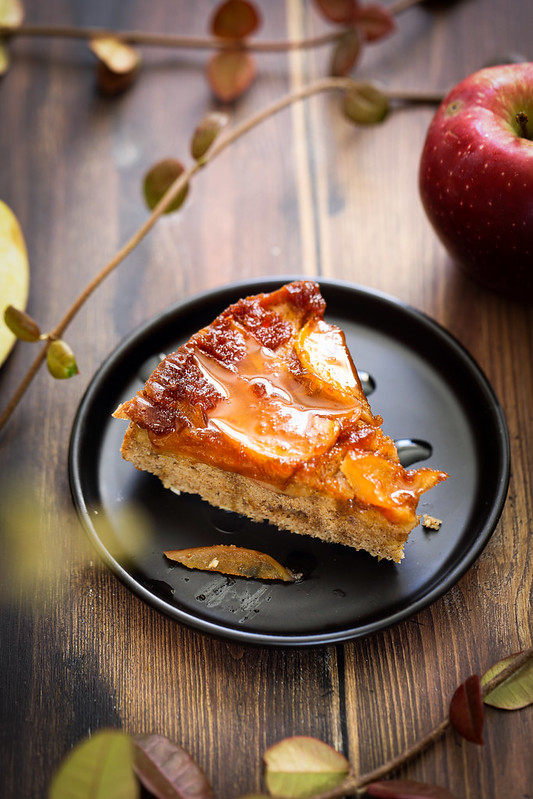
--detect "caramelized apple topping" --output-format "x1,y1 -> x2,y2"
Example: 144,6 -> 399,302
164,544 -> 301,582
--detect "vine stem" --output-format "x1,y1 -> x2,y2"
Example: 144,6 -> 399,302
307,646 -> 533,798
0,75 -> 442,433
0,0 -> 424,52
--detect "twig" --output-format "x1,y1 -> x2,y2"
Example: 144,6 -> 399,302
306,646 -> 533,798
0,0 -> 426,51
0,76 -> 442,433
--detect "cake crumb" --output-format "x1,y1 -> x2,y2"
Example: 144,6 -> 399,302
422,514 -> 442,531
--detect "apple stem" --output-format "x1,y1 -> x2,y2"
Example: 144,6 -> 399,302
516,111 -> 530,139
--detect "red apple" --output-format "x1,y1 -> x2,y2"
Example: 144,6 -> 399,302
419,62 -> 533,298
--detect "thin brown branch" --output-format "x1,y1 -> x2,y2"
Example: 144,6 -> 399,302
307,646 -> 533,799
0,0 -> 425,53
0,76 -> 442,433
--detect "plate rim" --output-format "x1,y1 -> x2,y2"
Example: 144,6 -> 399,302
68,276 -> 511,647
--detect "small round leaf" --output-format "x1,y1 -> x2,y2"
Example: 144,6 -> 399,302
4,305 -> 40,342
48,729 -> 136,799
314,0 -> 359,24
190,112 -> 228,161
143,159 -> 189,214
210,0 -> 261,39
0,0 -> 24,30
342,82 -> 389,124
264,736 -> 349,799
206,50 -> 257,102
354,3 -> 396,42
46,339 -> 79,380
89,36 -> 141,96
449,674 -> 484,745
330,29 -> 362,76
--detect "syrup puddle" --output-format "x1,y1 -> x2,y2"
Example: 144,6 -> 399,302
395,438 -> 433,467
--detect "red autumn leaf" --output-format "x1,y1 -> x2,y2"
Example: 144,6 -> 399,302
354,3 -> 397,42
367,779 -> 459,798
206,50 -> 257,102
134,734 -> 214,799
210,0 -> 261,39
330,28 -> 362,76
449,674 -> 485,744
314,0 -> 360,24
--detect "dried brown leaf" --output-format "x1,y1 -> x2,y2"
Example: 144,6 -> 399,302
210,0 -> 261,39
133,734 -> 213,799
165,544 -> 301,582
206,50 -> 257,102
89,36 -> 141,96
330,28 -> 362,76
354,3 -> 396,42
143,159 -> 189,214
314,0 -> 359,24
449,674 -> 484,744
367,779 -> 459,798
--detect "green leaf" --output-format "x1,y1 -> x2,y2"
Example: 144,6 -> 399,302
342,82 -> 389,124
482,652 -> 533,710
46,339 -> 79,379
133,734 -> 214,799
0,38 -> 10,75
4,305 -> 40,341
190,112 -> 228,162
210,0 -> 261,39
0,0 -> 24,29
143,159 -> 189,214
48,729 -> 138,799
206,50 -> 257,102
264,736 -> 349,799
449,674 -> 484,745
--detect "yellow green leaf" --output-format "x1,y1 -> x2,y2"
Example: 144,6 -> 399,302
482,652 -> 533,710
264,737 -> 350,799
0,199 -> 29,366
190,112 -> 228,162
4,305 -> 40,341
0,0 -> 24,29
48,729 -> 138,799
0,39 -> 10,75
143,159 -> 189,214
343,82 -> 390,125
46,339 -> 79,379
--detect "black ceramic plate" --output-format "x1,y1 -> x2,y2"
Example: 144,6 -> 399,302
69,277 -> 510,647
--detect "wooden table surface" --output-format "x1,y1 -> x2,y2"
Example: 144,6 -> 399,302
1,1 -> 532,797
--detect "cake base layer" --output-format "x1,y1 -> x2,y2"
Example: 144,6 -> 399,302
121,423 -> 413,562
